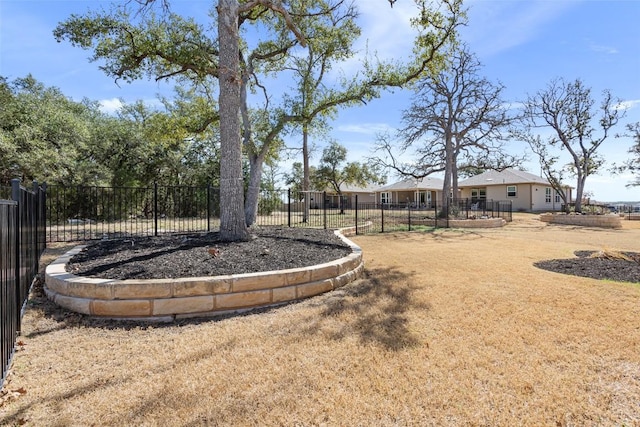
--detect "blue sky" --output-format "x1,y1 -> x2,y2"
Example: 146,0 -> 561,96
1,0 -> 639,202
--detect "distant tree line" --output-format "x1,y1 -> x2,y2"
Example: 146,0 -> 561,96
0,75 -> 220,189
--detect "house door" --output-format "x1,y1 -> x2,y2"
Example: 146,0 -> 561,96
415,191 -> 430,208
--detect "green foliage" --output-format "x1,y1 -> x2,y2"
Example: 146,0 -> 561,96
0,75 -> 221,188
314,141 -> 385,194
0,75 -> 97,184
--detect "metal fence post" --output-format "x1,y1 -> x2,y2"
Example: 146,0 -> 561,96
355,195 -> 359,235
153,182 -> 158,237
206,184 -> 211,232
407,201 -> 411,231
323,191 -> 327,229
10,179 -> 21,331
287,189 -> 291,228
381,201 -> 384,233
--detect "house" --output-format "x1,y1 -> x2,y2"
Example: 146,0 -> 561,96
375,176 -> 445,208
457,168 -> 572,212
324,183 -> 378,209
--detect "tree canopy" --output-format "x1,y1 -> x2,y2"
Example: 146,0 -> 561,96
517,78 -> 623,212
54,0 -> 464,240
371,46 -> 518,208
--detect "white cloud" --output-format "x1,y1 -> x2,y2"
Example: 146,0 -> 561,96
589,43 -> 619,55
615,99 -> 640,111
337,123 -> 395,135
461,0 -> 579,57
99,98 -> 123,114
330,1 -> 421,79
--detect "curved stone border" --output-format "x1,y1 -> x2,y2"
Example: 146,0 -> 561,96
404,218 -> 506,228
44,229 -> 364,321
539,213 -> 622,229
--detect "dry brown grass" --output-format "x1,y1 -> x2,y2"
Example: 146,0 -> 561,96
2,213 -> 640,426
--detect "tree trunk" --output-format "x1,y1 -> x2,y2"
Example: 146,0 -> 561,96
245,153 -> 264,226
441,131 -> 454,217
218,0 -> 249,241
302,123 -> 311,222
575,171 -> 585,213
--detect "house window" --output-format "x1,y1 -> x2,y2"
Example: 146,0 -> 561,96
507,185 -> 517,198
471,188 -> 487,200
555,191 -> 562,203
380,192 -> 390,204
545,188 -> 552,203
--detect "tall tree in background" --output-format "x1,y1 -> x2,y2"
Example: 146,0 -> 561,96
54,0 -> 463,240
518,78 -> 623,212
315,141 -> 384,213
242,0 -> 463,226
0,75 -> 98,184
371,46 -> 518,212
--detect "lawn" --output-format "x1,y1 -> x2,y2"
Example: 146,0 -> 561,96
1,213 -> 639,426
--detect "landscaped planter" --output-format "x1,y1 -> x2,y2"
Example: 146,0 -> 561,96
539,213 -> 622,229
45,229 -> 364,321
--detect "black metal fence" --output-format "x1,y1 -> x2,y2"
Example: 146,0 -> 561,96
45,185 -> 512,242
46,184 -> 218,242
1,180 -> 46,389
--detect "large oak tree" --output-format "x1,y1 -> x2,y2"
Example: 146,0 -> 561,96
371,46 -> 518,211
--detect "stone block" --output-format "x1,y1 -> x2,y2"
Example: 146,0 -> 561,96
113,281 -> 172,299
92,299 -> 152,317
284,268 -> 311,286
232,272 -> 287,292
272,286 -> 297,303
153,296 -> 215,315
52,293 -> 92,315
309,263 -> 339,282
66,280 -> 113,299
297,279 -> 333,299
172,278 -> 232,297
216,290 -> 272,310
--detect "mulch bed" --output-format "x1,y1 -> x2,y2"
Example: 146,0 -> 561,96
535,250 -> 640,283
66,227 -> 352,280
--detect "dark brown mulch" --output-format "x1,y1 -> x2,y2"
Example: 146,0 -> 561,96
534,250 -> 640,284
66,227 -> 352,280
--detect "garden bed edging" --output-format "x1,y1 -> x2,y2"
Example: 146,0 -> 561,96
44,229 -> 364,321
539,213 -> 622,229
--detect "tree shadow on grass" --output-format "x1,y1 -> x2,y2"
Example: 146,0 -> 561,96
0,340 -> 236,426
300,267 -> 430,351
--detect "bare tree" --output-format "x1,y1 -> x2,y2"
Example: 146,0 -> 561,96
518,78 -> 623,212
612,122 -> 640,188
371,46 -> 519,212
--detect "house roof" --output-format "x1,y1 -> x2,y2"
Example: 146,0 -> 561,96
339,183 -> 380,193
458,169 -> 549,187
377,176 -> 444,192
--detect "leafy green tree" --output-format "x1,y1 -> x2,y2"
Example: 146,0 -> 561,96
314,141 -> 384,213
54,0 -> 463,240
0,75 -> 99,185
518,78 -> 623,212
284,161 -> 319,200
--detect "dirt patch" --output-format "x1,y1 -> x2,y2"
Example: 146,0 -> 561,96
535,250 -> 640,283
66,227 -> 352,279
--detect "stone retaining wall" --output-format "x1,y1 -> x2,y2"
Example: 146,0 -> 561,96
406,218 -> 506,228
539,213 -> 622,229
45,230 -> 364,321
